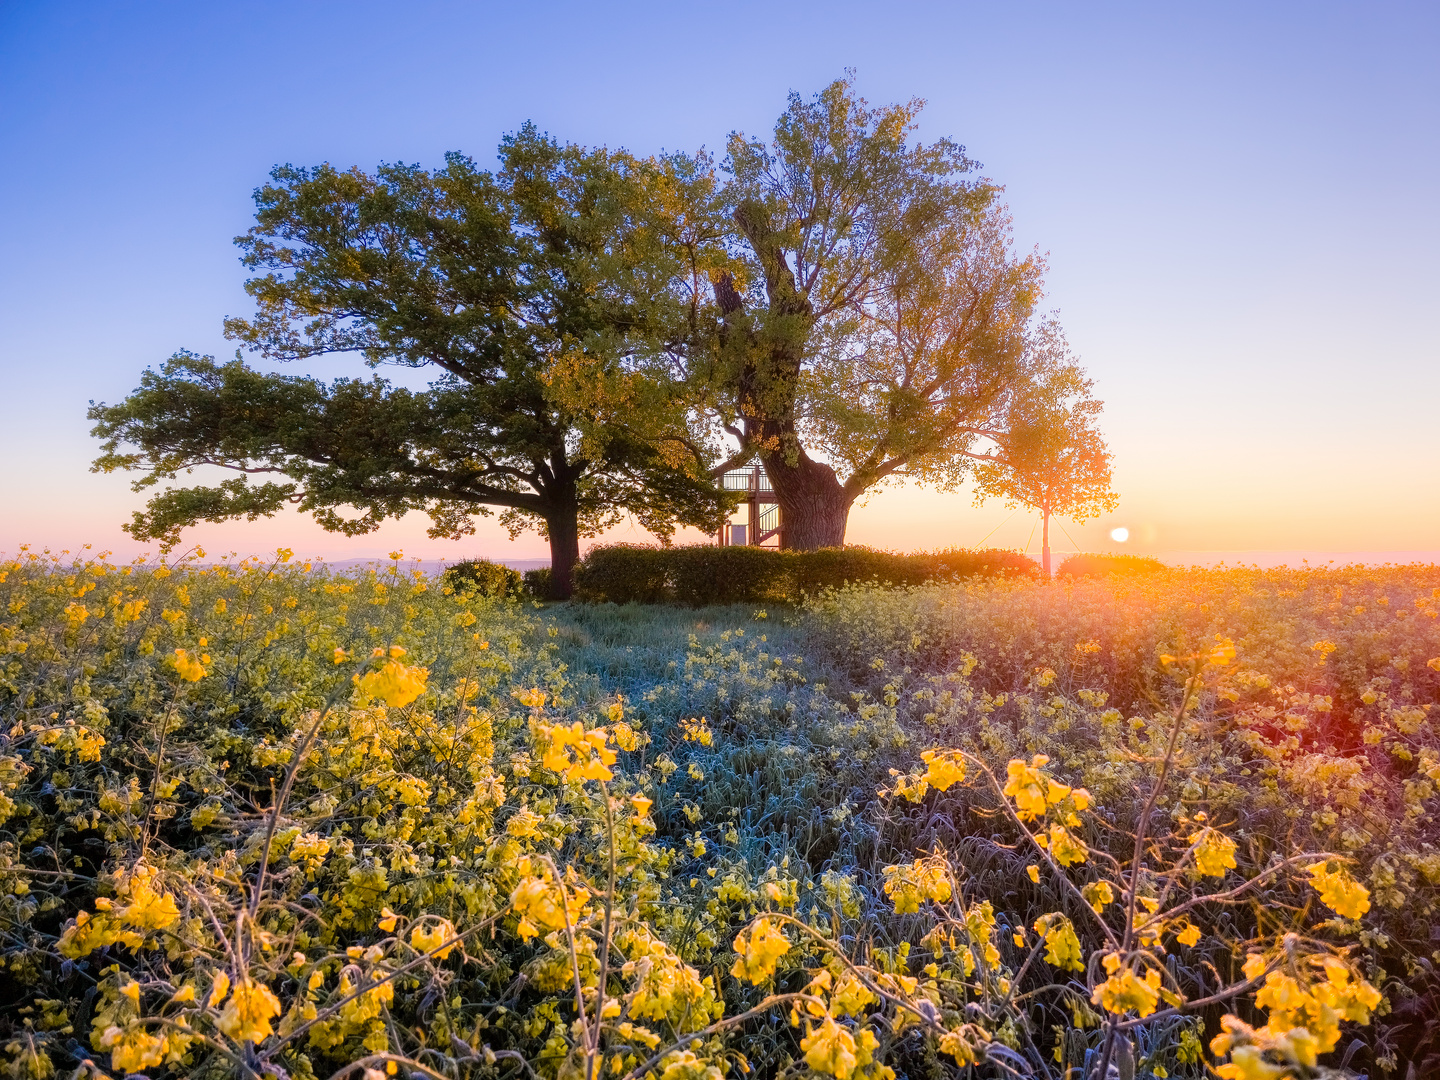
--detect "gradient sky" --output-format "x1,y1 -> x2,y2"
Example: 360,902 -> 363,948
2,1 -> 1437,564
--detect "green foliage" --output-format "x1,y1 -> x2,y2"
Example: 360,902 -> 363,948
88,128 -> 732,598
571,544 -> 1038,605
443,558 -> 523,599
0,548 -> 1428,1080
1058,552 -> 1168,578
684,76 -> 1056,548
971,355 -> 1118,574
523,566 -> 553,599
805,568 -> 1440,952
971,355 -> 1117,524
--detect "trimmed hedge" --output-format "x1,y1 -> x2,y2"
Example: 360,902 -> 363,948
571,544 -> 1038,605
1057,552 -> 1168,578
442,558 -> 523,598
522,567 -> 552,599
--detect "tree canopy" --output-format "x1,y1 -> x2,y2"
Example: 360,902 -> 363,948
90,129 -> 730,596
690,76 -> 1051,548
970,345 -> 1118,575
90,77 -> 1111,577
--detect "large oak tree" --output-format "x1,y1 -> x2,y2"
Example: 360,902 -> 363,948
695,78 -> 1054,548
90,129 -> 729,597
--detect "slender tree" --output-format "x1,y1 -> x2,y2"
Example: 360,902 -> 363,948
692,76 -> 1051,548
969,344 -> 1119,576
89,129 -> 729,597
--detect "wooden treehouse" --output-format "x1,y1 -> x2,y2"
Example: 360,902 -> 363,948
716,464 -> 783,547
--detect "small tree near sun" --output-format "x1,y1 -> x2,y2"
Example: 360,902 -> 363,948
971,350 -> 1117,576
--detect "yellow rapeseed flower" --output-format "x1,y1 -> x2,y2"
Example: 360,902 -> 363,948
800,1016 -> 858,1079
207,971 -> 231,1008
120,869 -> 181,931
1082,880 -> 1115,913
216,978 -> 282,1044
171,647 -> 209,682
410,918 -> 458,960
100,1026 -> 168,1073
355,660 -> 428,708
1191,827 -> 1238,878
1307,862 -> 1371,919
1044,823 -> 1089,866
920,749 -> 966,791
536,721 -> 617,784
1093,964 -> 1162,1017
1034,914 -> 1084,972
510,861 -> 590,941
730,918 -> 790,984
881,859 -> 952,914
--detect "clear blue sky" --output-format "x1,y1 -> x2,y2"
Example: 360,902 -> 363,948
2,1 -> 1437,562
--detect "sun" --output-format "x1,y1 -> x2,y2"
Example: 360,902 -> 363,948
1110,527 -> 1129,543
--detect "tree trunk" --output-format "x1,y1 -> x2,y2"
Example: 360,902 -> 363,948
761,448 -> 852,550
1042,507 -> 1051,578
547,506 -> 580,601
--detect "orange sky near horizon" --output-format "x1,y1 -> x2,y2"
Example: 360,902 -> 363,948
6,451 -> 1438,568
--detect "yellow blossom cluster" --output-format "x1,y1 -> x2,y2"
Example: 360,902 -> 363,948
730,918 -> 790,984
58,865 -> 181,958
619,927 -> 719,1030
410,917 -> 459,960
1212,952 -> 1382,1075
170,645 -> 210,681
1037,822 -> 1089,866
355,654 -> 429,708
919,748 -> 966,790
1032,913 -> 1084,972
1191,825 -> 1239,878
510,858 -> 590,941
800,1017 -> 891,1080
1002,755 -> 1089,823
881,858 -> 952,914
1307,861 -> 1371,919
535,720 -> 617,783
679,716 -> 713,745
1092,957 -> 1165,1018
215,978 -> 282,1044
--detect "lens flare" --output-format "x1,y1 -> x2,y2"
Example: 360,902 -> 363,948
1110,527 -> 1129,543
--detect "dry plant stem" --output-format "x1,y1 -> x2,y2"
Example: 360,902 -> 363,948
1114,968 -> 1274,1032
178,878 -> 239,969
243,670 -> 362,958
323,1053 -> 453,1080
1002,936 -> 1051,1010
140,695 -> 180,858
1157,853 -> 1339,925
615,993 -> 822,1080
1094,662 -> 1200,1080
587,785 -> 619,1080
763,912 -> 953,1036
266,918 -> 500,1053
547,854 -> 592,1073
963,754 -> 1121,952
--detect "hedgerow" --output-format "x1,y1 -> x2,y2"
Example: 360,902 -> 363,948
1056,553 -> 1167,578
571,545 -> 1038,606
0,549 -> 1429,1079
442,560 -> 524,600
